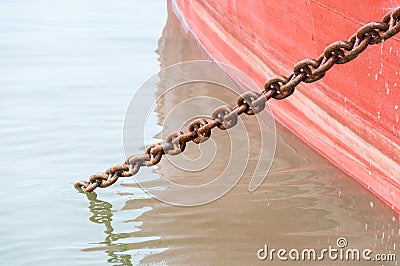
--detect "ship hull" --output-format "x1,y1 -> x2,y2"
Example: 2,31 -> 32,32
173,0 -> 400,211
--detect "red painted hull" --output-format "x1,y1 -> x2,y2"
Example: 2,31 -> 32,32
173,0 -> 400,211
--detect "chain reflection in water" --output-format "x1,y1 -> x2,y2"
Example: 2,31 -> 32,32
85,193 -> 133,266
82,192 -> 167,265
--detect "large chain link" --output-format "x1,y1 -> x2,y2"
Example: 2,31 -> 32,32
75,7 -> 400,193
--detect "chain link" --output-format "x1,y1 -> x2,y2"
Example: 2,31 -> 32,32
75,7 -> 400,193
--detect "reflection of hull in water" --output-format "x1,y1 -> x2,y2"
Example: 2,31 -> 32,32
172,0 -> 400,212
154,4 -> 271,193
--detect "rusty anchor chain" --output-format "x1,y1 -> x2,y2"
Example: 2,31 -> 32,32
75,7 -> 400,193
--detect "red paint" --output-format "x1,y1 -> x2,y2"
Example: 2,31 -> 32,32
173,0 -> 400,211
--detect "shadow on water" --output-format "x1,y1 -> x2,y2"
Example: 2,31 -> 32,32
85,193 -> 133,266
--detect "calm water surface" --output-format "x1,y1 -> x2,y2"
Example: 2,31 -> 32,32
0,1 -> 399,265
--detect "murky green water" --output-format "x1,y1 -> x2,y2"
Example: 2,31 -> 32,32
1,1 -> 399,265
